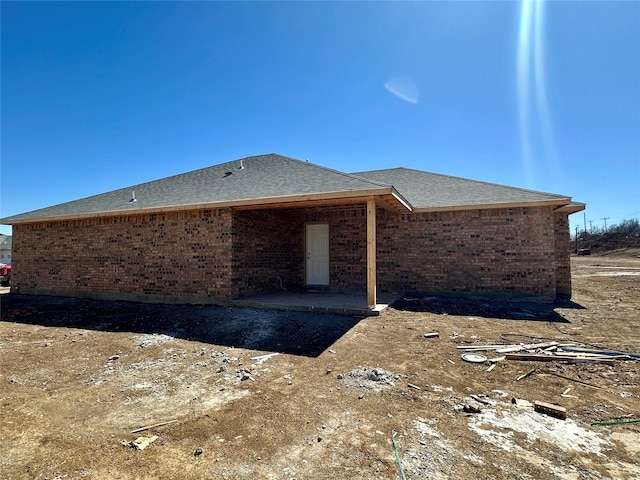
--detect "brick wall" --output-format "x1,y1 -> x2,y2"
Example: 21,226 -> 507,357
230,206 -> 371,295
301,206 -> 369,290
231,209 -> 304,297
376,206 -> 559,300
10,203 -> 571,303
12,209 -> 233,300
554,212 -> 572,298
233,205 -> 564,301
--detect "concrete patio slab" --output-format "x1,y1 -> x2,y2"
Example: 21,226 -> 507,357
231,290 -> 400,316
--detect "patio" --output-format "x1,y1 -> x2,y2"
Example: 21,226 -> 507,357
231,290 -> 400,316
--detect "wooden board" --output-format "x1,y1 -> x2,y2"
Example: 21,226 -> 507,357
506,353 -> 615,364
534,401 -> 567,420
367,198 -> 376,308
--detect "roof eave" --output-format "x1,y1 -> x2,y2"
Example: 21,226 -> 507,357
410,197 -> 574,213
554,201 -> 586,214
1,187 -> 413,225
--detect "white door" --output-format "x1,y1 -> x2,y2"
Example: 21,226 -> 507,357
306,223 -> 329,285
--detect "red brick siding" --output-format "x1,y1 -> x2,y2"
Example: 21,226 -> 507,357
12,209 -> 233,299
230,207 -> 370,295
10,204 -> 571,302
376,206 -> 558,300
231,210 -> 304,297
554,212 -> 572,298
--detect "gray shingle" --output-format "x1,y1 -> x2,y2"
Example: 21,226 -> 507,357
2,154 -> 391,223
2,155 -> 575,224
352,167 -> 570,210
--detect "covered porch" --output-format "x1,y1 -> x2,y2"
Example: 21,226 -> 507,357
231,191 -> 411,310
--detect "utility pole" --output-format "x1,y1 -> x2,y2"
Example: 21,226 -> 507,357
588,220 -> 593,232
575,225 -> 579,253
584,212 -> 587,234
601,217 -> 610,232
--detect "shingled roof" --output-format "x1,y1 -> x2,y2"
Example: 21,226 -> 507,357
1,153 -> 580,224
353,167 -> 573,211
1,154 -> 408,223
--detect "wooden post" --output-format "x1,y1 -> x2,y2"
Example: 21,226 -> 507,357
367,198 -> 377,308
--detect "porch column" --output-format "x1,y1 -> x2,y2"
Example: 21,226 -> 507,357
367,198 -> 377,308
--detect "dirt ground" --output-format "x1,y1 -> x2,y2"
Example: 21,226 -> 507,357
1,253 -> 639,480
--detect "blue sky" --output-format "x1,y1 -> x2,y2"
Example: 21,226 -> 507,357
1,1 -> 639,237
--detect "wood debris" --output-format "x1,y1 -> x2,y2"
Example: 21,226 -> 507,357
488,356 -> 506,363
457,340 -> 637,364
250,352 -> 280,365
534,401 -> 567,420
516,368 -> 536,381
562,346 -> 640,360
511,398 -> 534,410
121,435 -> 159,450
470,394 -> 492,405
130,419 -> 178,434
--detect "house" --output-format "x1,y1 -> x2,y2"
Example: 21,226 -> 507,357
0,154 -> 584,307
0,234 -> 11,265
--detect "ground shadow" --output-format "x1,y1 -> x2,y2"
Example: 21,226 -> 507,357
390,293 -> 585,323
0,294 -> 363,357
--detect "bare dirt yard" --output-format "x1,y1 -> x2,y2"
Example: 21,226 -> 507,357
1,253 -> 639,480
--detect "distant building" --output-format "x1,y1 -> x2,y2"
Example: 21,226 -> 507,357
0,234 -> 11,265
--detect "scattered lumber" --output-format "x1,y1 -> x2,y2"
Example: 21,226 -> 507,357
561,346 -> 640,360
506,353 -> 615,364
130,419 -> 178,434
511,398 -> 534,410
534,401 -> 567,420
506,354 -> 556,362
456,340 -> 632,364
496,342 -> 558,354
561,387 -> 578,399
553,351 -> 626,360
251,352 -> 280,365
516,368 -> 536,381
456,344 -> 511,351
